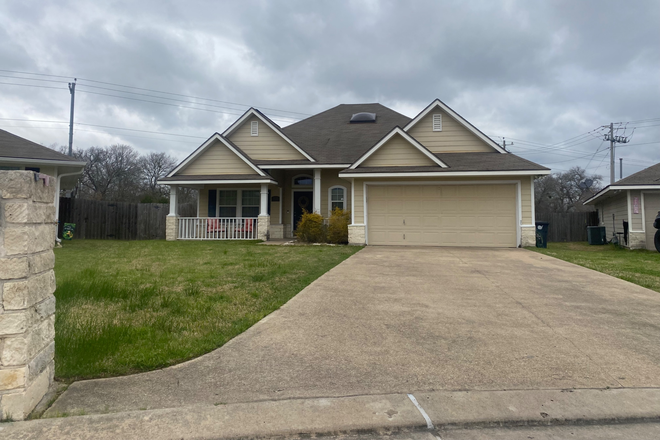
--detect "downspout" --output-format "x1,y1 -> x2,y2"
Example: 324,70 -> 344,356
55,170 -> 84,242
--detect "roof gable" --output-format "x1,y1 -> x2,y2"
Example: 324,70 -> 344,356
223,108 -> 315,161
404,99 -> 506,154
350,127 -> 448,169
169,134 -> 266,177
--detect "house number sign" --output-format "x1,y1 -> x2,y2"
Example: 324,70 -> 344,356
633,197 -> 640,214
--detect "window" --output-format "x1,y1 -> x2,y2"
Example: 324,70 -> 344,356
432,113 -> 442,131
251,120 -> 258,136
293,175 -> 313,186
241,190 -> 260,217
329,186 -> 345,211
218,190 -> 237,217
25,167 -> 40,172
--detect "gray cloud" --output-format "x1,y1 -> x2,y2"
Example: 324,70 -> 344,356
0,0 -> 658,178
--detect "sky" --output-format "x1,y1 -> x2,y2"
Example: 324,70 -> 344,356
0,0 -> 658,183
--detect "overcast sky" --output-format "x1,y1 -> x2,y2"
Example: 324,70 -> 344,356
1,0 -> 658,182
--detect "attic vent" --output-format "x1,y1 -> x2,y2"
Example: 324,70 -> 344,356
251,120 -> 259,136
432,114 -> 442,131
350,112 -> 377,123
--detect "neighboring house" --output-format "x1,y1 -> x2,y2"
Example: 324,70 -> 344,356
159,99 -> 550,247
584,162 -> 660,250
0,129 -> 86,228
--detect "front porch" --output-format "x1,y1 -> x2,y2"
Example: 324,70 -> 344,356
164,168 -> 350,241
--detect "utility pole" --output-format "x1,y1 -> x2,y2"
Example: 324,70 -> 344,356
67,79 -> 76,156
620,158 -> 623,180
502,137 -> 512,151
603,123 -> 630,184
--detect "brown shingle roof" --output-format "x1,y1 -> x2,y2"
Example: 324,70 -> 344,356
281,103 -> 411,164
340,152 -> 549,174
611,162 -> 660,186
0,129 -> 84,163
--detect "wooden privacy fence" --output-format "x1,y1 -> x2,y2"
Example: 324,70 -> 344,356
535,211 -> 599,242
58,198 -> 196,240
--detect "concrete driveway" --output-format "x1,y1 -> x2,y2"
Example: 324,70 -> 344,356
47,247 -> 660,415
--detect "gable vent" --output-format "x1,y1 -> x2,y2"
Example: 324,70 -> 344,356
251,120 -> 259,136
432,114 -> 442,131
350,112 -> 377,123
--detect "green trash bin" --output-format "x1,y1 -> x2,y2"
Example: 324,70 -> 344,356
535,221 -> 549,248
587,226 -> 607,245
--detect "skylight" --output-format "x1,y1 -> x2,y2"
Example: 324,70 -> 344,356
350,112 -> 376,123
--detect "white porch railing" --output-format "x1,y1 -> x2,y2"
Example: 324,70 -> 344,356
178,217 -> 258,240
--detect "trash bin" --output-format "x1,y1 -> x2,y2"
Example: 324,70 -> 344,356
535,221 -> 549,248
587,226 -> 607,245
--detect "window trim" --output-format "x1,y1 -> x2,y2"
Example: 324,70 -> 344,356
292,174 -> 313,187
328,185 -> 347,213
250,120 -> 258,136
240,189 -> 260,217
211,188 -> 265,218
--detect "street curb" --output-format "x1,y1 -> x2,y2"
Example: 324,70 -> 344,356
3,388 -> 660,439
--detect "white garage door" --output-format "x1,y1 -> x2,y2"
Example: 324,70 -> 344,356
367,184 -> 517,247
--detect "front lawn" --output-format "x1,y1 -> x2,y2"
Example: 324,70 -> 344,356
529,242 -> 660,293
53,240 -> 361,381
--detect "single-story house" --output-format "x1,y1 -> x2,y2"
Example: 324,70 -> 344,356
159,99 -> 550,247
0,128 -> 86,226
584,162 -> 660,250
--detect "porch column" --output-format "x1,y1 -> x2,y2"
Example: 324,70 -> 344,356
257,183 -> 270,241
166,186 -> 179,241
313,168 -> 321,214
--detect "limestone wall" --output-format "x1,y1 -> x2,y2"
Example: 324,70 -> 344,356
0,171 -> 56,420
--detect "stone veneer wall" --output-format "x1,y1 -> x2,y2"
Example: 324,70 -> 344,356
520,226 -> 535,247
166,216 -> 178,241
0,171 -> 56,420
348,225 -> 366,245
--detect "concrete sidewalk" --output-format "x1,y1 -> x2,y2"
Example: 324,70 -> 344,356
5,388 -> 660,439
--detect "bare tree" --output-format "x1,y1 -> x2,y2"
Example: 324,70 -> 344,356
535,167 -> 602,214
75,145 -> 141,201
139,152 -> 177,202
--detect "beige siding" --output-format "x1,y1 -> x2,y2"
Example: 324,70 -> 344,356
179,140 -> 254,175
645,193 -> 660,250
353,179 -> 365,224
268,183 -> 281,223
361,134 -> 437,167
0,163 -> 57,176
407,110 -> 497,153
321,169 -> 351,218
599,193 -> 628,239
228,116 -> 307,160
630,190 -> 644,231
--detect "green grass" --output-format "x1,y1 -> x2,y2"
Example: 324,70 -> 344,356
528,242 -> 660,293
53,240 -> 361,381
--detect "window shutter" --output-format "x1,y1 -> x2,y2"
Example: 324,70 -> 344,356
432,114 -> 442,131
208,189 -> 217,217
251,121 -> 258,136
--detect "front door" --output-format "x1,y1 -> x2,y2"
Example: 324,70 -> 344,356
293,191 -> 313,230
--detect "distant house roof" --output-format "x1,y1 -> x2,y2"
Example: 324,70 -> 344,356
0,129 -> 85,165
584,162 -> 660,205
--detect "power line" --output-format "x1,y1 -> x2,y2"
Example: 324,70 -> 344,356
0,69 -> 310,118
0,81 -> 66,90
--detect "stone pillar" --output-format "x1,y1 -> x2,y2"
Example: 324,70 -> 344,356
166,186 -> 179,241
0,171 -> 56,420
348,225 -> 366,245
313,168 -> 321,214
257,215 -> 270,241
627,231 -> 646,249
520,226 -> 535,247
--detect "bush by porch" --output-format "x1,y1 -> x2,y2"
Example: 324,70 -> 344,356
53,240 -> 361,380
